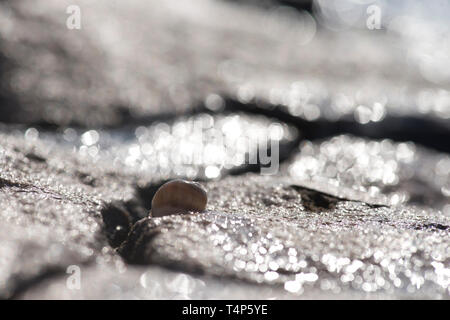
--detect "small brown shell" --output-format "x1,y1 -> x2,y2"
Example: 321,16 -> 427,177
151,180 -> 207,217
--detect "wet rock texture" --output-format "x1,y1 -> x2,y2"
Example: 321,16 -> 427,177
0,0 -> 449,300
1,133 -> 449,299
120,175 -> 450,298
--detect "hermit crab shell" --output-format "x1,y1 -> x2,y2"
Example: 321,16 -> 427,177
151,180 -> 207,217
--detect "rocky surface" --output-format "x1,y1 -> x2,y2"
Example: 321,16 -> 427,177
1,127 -> 449,299
119,175 -> 450,299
